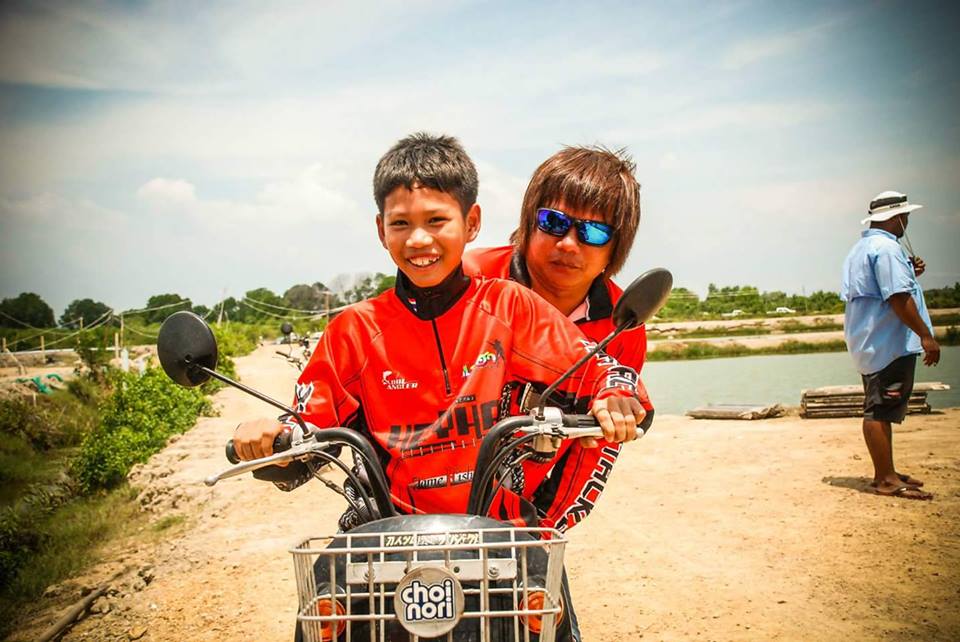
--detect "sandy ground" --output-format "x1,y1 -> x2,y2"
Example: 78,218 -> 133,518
11,344 -> 960,642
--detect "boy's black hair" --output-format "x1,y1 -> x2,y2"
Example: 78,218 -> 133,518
373,132 -> 478,216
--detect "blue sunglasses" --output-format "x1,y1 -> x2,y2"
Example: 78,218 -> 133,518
536,208 -> 613,247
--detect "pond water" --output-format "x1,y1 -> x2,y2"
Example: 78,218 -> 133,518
642,346 -> 960,416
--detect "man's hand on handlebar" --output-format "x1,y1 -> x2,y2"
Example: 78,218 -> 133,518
583,396 -> 646,448
234,418 -> 288,464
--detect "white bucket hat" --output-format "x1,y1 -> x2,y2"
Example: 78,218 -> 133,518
860,190 -> 923,225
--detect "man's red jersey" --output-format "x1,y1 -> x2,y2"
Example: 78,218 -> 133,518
462,246 -> 649,373
292,268 -> 646,531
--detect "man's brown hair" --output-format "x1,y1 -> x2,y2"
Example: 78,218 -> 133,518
511,146 -> 640,277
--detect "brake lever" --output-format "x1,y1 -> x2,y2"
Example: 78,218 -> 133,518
203,441 -> 330,486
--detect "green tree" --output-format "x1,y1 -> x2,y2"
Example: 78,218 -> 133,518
236,287 -> 284,322
283,283 -> 325,311
805,290 -> 844,313
924,282 -> 960,308
341,273 -> 396,304
133,294 -> 191,324
60,298 -> 111,328
191,304 -> 211,319
702,284 -> 762,315
0,292 -> 55,328
658,287 -> 700,319
213,297 -> 241,323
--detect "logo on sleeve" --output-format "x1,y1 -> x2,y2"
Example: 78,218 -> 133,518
293,382 -> 315,413
382,370 -> 419,390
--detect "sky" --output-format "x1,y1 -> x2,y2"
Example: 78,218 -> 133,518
1,0 -> 958,317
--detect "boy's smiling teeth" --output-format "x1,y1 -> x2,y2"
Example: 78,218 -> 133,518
409,255 -> 440,267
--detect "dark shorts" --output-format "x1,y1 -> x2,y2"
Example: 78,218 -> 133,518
861,354 -> 917,423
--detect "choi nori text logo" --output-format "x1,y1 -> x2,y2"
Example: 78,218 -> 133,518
394,567 -> 464,636
401,578 -> 455,621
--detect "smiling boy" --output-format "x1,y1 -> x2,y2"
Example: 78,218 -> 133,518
234,133 -> 649,532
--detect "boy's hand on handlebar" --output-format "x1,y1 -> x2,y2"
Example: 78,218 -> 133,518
583,396 -> 646,448
234,419 -> 287,464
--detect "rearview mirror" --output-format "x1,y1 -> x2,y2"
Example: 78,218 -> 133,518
157,311 -> 218,387
613,268 -> 673,329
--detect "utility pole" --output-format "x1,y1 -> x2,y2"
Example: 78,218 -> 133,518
217,287 -> 226,325
120,314 -> 124,348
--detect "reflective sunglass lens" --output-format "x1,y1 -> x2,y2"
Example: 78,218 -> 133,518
579,221 -> 612,246
537,209 -> 571,236
537,208 -> 612,245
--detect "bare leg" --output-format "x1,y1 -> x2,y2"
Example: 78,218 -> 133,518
862,418 -> 899,489
884,423 -> 924,486
863,418 -> 931,498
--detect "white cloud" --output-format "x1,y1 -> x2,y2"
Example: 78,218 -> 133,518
659,152 -> 680,170
654,101 -> 837,137
257,164 -> 361,222
719,17 -> 845,71
137,178 -> 197,205
1,191 -> 124,230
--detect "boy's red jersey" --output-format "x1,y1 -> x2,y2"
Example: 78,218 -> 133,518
294,273 -> 647,531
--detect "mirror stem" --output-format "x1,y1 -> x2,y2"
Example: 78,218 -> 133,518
195,365 -> 309,432
534,317 -> 633,420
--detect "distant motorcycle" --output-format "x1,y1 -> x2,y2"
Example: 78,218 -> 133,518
158,269 -> 672,641
276,322 -> 312,370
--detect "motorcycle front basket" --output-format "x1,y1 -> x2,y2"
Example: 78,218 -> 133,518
291,525 -> 567,642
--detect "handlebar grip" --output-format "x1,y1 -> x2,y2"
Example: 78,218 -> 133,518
225,429 -> 294,464
562,414 -> 600,428
561,408 -> 655,437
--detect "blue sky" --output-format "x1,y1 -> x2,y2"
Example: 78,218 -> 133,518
1,0 -> 958,315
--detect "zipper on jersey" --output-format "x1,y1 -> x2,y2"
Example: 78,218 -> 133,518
430,319 -> 452,395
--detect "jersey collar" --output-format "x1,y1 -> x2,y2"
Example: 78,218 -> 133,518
395,264 -> 471,320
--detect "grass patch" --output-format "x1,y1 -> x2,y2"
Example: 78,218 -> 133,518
152,513 -> 187,532
0,435 -> 74,507
648,339 -> 849,361
0,484 -> 148,637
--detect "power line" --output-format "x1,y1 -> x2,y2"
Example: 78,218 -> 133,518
42,309 -> 115,348
123,324 -> 159,340
243,294 -> 328,314
122,299 -> 192,315
238,298 -> 319,320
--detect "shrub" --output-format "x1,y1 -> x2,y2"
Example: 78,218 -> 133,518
73,368 -> 212,492
944,326 -> 959,345
0,399 -> 51,451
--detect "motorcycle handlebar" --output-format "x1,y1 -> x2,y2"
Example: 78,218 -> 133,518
221,427 -> 396,519
225,430 -> 293,464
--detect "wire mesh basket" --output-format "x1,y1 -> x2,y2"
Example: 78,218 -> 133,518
291,525 -> 567,642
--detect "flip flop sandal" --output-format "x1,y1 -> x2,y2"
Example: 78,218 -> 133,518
897,473 -> 924,487
874,485 -> 933,501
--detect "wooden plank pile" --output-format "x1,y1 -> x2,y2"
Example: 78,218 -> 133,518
687,403 -> 785,420
800,382 -> 950,419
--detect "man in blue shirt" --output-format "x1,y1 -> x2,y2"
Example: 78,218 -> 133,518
841,190 -> 940,501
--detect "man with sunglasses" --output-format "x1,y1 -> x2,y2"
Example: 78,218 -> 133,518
464,145 -> 651,439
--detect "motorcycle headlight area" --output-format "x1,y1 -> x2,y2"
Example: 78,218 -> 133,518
290,524 -> 567,640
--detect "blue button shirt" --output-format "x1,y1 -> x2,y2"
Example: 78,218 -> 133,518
840,228 -> 933,375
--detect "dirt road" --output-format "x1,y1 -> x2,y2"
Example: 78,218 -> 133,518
14,345 -> 960,641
